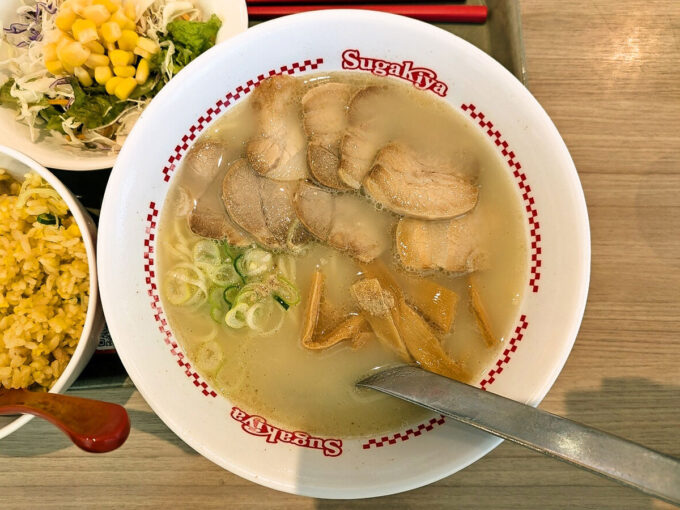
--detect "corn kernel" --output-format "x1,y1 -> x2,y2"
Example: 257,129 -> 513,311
133,46 -> 150,59
136,37 -> 159,54
74,66 -> 93,86
94,65 -> 113,84
114,76 -> 136,100
85,40 -> 105,54
82,4 -> 111,25
105,76 -> 123,94
56,34 -> 74,52
45,60 -> 65,75
113,65 -> 135,78
57,40 -> 90,68
123,0 -> 136,21
135,58 -> 149,84
55,7 -> 78,31
109,49 -> 133,66
69,0 -> 90,17
44,28 -> 64,44
93,0 -> 121,13
85,53 -> 110,68
104,40 -> 116,52
117,29 -> 138,51
72,19 -> 98,43
44,43 -> 58,62
100,21 -> 122,42
110,9 -> 135,30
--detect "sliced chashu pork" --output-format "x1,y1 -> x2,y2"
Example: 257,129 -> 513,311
364,143 -> 478,220
246,75 -> 307,181
188,202 -> 253,247
301,82 -> 352,190
338,86 -> 399,189
183,141 -> 254,247
222,158 -> 307,250
395,215 -> 485,273
183,140 -> 228,182
293,181 -> 389,263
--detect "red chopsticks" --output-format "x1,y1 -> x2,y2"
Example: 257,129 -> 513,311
247,4 -> 488,23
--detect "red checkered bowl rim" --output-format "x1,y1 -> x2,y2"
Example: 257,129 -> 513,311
97,10 -> 590,498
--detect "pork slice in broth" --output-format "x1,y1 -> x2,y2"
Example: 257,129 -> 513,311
395,215 -> 485,273
302,82 -> 352,190
188,202 -> 254,247
293,181 -> 390,263
364,143 -> 478,220
246,75 -> 308,181
338,86 -> 398,189
183,141 -> 228,183
258,177 -> 308,245
222,158 -> 308,251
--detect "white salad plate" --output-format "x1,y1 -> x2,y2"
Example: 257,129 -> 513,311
98,10 -> 590,499
0,0 -> 248,171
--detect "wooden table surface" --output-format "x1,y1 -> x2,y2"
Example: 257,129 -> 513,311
2,1 -> 679,508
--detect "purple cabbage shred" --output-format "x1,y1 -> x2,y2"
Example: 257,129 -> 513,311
3,23 -> 29,34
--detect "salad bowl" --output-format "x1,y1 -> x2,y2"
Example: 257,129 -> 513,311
0,0 -> 247,171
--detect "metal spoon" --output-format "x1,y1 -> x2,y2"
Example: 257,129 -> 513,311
0,388 -> 130,453
357,365 -> 680,505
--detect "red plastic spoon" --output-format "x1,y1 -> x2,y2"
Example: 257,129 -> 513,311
0,388 -> 130,453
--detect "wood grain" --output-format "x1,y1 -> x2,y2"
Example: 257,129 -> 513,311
1,1 -> 679,508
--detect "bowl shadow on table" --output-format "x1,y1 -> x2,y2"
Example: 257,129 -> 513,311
0,386 -> 198,457
308,378 -> 679,510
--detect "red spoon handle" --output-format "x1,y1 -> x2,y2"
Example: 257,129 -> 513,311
0,389 -> 130,453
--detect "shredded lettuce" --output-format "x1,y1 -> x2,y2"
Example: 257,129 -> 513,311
151,14 -> 222,75
0,79 -> 19,108
67,79 -> 127,130
167,13 -> 221,55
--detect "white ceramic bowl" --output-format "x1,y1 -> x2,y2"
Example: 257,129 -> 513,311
98,11 -> 590,498
0,145 -> 105,440
0,0 -> 248,171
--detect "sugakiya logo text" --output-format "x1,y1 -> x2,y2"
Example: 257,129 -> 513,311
230,407 -> 343,457
341,49 -> 448,97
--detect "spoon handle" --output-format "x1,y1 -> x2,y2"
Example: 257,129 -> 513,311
358,366 -> 680,505
0,389 -> 130,453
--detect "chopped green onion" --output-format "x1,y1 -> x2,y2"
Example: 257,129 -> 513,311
195,341 -> 223,373
219,241 -> 242,260
36,213 -> 59,226
234,254 -> 246,278
223,284 -> 240,306
225,302 -> 249,329
273,295 -> 289,310
164,275 -> 194,306
235,248 -> 273,278
210,306 -> 226,323
192,239 -> 222,268
272,275 -> 300,306
208,287 -> 226,307
165,263 -> 208,307
206,263 -> 241,287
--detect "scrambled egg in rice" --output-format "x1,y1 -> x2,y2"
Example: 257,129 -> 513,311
0,169 -> 89,390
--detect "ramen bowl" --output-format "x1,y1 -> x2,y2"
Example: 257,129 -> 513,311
98,10 -> 590,498
0,145 -> 104,440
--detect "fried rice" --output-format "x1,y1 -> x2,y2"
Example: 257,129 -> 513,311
0,169 -> 89,390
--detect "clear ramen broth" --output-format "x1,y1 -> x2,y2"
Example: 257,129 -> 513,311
158,72 -> 527,437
